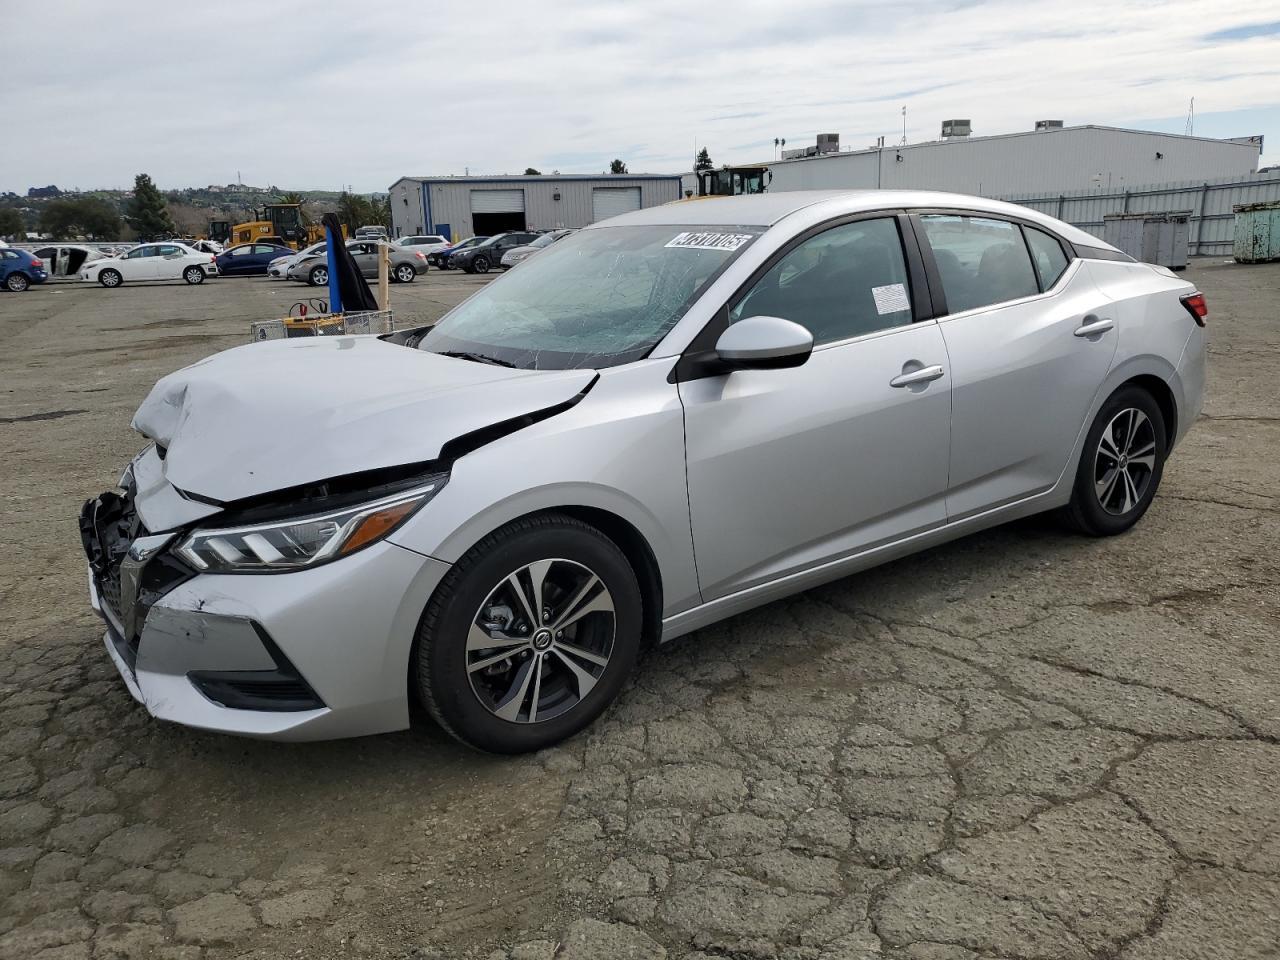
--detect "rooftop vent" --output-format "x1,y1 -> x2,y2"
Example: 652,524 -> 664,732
1035,120 -> 1064,132
941,119 -> 971,139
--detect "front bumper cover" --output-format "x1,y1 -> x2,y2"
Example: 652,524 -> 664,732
81,490 -> 451,741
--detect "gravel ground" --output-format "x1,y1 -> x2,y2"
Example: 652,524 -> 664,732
1,260 -> 1278,960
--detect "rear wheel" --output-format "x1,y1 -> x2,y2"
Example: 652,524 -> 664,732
1064,386 -> 1167,536
99,269 -> 122,288
414,514 -> 642,753
394,263 -> 416,283
5,272 -> 30,292
183,266 -> 205,285
308,265 -> 328,286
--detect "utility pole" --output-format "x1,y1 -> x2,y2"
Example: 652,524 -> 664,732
900,106 -> 908,146
1185,97 -> 1195,136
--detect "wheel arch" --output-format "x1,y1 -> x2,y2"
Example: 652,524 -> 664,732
1117,373 -> 1177,450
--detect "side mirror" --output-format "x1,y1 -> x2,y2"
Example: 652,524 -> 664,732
714,315 -> 814,370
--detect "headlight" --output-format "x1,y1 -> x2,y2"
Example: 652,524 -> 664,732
175,479 -> 444,573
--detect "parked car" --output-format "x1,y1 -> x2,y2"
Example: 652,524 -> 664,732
267,241 -> 326,280
355,225 -> 388,241
427,236 -> 488,269
448,232 -> 539,273
31,244 -> 100,278
500,229 -> 576,269
397,234 -> 450,255
215,242 -> 294,277
287,240 -> 427,285
1,249 -> 48,291
184,239 -> 224,255
78,190 -> 1207,751
81,243 -> 218,287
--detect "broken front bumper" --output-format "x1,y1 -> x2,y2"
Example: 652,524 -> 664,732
80,492 -> 451,741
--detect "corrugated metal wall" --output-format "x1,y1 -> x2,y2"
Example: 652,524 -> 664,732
1000,171 -> 1280,254
391,177 -> 681,239
766,126 -> 1261,198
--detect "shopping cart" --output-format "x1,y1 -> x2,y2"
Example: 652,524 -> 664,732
249,299 -> 396,342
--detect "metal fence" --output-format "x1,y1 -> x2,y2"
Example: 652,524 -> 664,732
1000,170 -> 1280,256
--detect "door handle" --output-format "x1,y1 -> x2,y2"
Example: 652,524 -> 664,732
1073,315 -> 1114,337
889,364 -> 945,388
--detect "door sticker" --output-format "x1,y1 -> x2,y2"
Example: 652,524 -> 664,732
665,232 -> 754,252
872,283 -> 910,315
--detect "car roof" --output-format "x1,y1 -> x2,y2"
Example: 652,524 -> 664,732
591,189 -> 1113,249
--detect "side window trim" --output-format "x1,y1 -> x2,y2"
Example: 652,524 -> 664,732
1018,223 -> 1071,293
671,208 -> 926,383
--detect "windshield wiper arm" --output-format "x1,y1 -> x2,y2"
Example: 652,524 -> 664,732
436,350 -> 517,368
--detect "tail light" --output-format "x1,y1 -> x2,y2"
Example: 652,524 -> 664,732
30,258 -> 43,268
414,251 -> 426,260
1180,292 -> 1207,326
209,255 -> 216,263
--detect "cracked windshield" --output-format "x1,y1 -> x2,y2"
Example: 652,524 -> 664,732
421,225 -> 762,368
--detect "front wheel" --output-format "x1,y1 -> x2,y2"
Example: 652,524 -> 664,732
99,269 -> 122,288
183,266 -> 205,285
308,266 -> 328,286
473,256 -> 491,274
1064,386 -> 1167,536
5,272 -> 30,292
414,514 -> 643,753
394,263 -> 416,283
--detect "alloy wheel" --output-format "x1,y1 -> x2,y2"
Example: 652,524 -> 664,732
6,274 -> 28,292
396,265 -> 414,282
1093,407 -> 1157,515
466,558 -> 615,724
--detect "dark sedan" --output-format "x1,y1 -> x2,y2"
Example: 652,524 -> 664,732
215,242 -> 295,276
448,232 -> 539,274
426,235 -> 488,269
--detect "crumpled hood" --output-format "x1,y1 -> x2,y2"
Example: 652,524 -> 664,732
132,336 -> 595,503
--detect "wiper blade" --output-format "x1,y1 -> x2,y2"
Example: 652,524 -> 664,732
436,350 -> 517,368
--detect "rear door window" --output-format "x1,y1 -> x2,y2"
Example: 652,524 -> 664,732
918,215 -> 1039,314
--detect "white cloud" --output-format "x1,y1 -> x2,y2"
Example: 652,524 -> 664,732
6,0 -> 1277,192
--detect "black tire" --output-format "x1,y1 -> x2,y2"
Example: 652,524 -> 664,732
99,269 -> 122,288
414,513 -> 643,753
394,263 -> 416,283
1064,385 -> 1167,536
308,265 -> 328,287
5,272 -> 30,292
473,256 -> 491,274
183,266 -> 205,285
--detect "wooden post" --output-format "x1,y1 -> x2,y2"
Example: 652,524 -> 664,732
376,241 -> 389,311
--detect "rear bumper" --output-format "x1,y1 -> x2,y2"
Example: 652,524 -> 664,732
1173,324 -> 1207,447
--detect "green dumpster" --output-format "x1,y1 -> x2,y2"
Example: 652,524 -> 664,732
1233,200 -> 1280,264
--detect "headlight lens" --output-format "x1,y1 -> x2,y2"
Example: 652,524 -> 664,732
176,479 -> 444,573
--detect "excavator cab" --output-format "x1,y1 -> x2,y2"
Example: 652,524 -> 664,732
696,166 -> 770,197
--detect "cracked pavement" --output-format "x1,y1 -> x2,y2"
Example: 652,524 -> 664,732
2,261 -> 1278,959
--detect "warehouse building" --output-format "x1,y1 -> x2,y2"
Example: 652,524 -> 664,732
388,174 -> 683,240
722,124 -> 1262,197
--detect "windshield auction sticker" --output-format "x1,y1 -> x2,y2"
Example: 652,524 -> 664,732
665,232 -> 754,252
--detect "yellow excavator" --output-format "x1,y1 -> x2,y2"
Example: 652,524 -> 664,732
228,203 -> 338,249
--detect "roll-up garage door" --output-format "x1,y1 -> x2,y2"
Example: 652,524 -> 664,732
470,189 -> 526,213
592,187 -> 642,222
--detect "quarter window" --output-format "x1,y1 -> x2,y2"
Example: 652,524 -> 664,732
919,215 -> 1039,314
730,218 -> 913,346
1024,226 -> 1070,290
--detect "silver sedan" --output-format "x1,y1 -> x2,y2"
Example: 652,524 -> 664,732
80,190 -> 1205,751
288,240 -> 428,285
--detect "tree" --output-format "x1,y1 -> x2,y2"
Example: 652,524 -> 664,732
524,168 -> 541,176
125,174 -> 175,240
335,191 -> 372,231
609,159 -> 628,174
0,208 -> 24,240
39,198 -> 122,239
694,148 -> 713,172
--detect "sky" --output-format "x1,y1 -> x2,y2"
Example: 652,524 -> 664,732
5,1 -> 1279,194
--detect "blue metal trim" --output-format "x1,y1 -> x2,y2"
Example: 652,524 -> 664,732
324,222 -> 342,313
421,184 -> 431,236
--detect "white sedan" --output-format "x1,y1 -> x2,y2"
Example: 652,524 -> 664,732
81,243 -> 218,287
